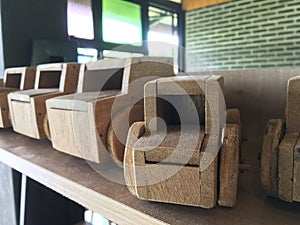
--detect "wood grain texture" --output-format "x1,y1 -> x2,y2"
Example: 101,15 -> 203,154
205,76 -> 225,135
9,89 -> 60,102
132,131 -> 217,208
286,76 -> 300,132
133,138 -> 148,200
46,91 -> 119,111
48,107 -> 98,160
0,67 -> 36,128
59,63 -> 81,93
199,135 -> 218,209
3,68 -> 300,223
199,156 -> 217,209
9,99 -> 37,137
43,113 -> 51,140
145,75 -> 213,134
124,122 -> 145,195
144,80 -> 158,134
4,67 -> 23,89
226,108 -> 242,150
193,68 -> 300,205
0,89 -> 17,128
107,104 -> 144,165
124,57 -> 174,87
47,57 -> 174,163
156,76 -> 208,95
137,126 -> 205,165
261,119 -> 283,197
278,132 -> 298,202
0,130 -> 169,225
4,66 -> 36,90
8,92 -> 64,139
20,67 -> 36,90
48,96 -> 115,163
293,137 -> 300,202
34,63 -> 63,90
8,63 -> 81,139
226,108 -> 240,125
219,124 -> 240,207
2,111 -> 300,225
127,75 -> 228,208
145,165 -> 202,207
75,64 -> 87,93
182,0 -> 231,11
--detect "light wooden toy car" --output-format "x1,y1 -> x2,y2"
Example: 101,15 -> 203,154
261,76 -> 300,202
0,67 -> 36,128
124,75 -> 241,208
46,57 -> 174,163
8,63 -> 81,139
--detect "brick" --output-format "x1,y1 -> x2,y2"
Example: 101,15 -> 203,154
277,63 -> 294,67
278,8 -> 295,14
245,65 -> 259,69
260,22 -> 276,28
288,2 -> 300,7
186,0 -> 300,71
286,35 -> 300,40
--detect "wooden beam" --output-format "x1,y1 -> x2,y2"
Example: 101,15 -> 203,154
183,0 -> 231,11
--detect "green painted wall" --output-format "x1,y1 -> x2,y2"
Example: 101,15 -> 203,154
186,0 -> 300,71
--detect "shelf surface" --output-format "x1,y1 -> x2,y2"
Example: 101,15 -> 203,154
0,129 -> 300,225
2,67 -> 298,225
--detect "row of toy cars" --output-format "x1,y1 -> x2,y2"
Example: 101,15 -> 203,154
2,56 -> 296,209
1,57 -> 241,209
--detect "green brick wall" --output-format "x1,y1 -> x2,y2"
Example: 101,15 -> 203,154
185,0 -> 300,71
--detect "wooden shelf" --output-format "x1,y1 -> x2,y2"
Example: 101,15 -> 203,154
1,129 -> 300,225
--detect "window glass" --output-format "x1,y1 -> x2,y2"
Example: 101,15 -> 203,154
103,50 -> 143,59
67,0 -> 94,40
148,6 -> 179,70
102,0 -> 142,45
77,48 -> 98,63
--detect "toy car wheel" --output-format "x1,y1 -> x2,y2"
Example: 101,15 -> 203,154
123,122 -> 145,196
219,123 -> 240,207
43,113 -> 51,141
107,104 -> 144,165
261,119 -> 283,197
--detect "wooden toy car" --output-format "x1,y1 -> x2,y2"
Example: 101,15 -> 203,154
261,76 -> 300,202
0,67 -> 36,128
46,57 -> 174,163
8,63 -> 81,139
124,75 -> 241,208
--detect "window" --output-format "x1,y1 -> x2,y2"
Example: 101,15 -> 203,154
102,0 -> 143,45
77,48 -> 98,63
168,0 -> 182,3
148,6 -> 179,70
67,0 -> 94,40
66,0 -> 184,67
103,50 -> 143,58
